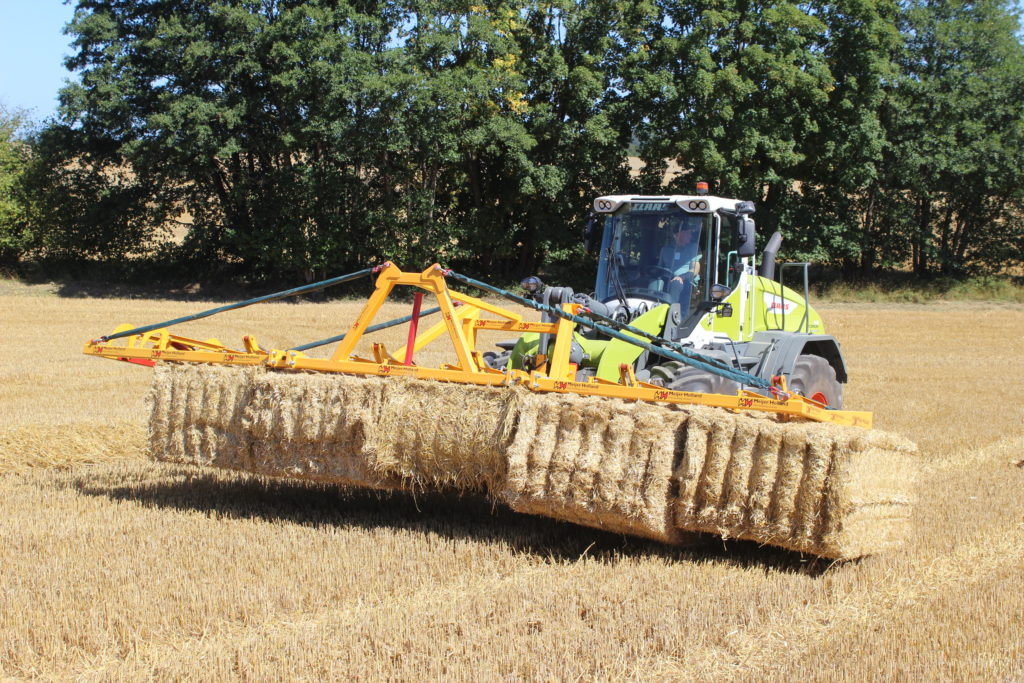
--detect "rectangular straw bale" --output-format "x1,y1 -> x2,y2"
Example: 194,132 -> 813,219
593,413 -> 636,509
241,371 -> 397,488
149,364 -> 252,470
150,365 -> 398,489
718,418 -> 761,528
815,432 -> 919,558
672,413 -> 919,559
149,364 -> 918,559
745,422 -> 785,530
497,392 -> 693,544
765,425 -> 818,538
366,378 -> 512,491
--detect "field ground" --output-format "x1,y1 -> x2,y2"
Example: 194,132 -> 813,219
1,288 -> 1023,680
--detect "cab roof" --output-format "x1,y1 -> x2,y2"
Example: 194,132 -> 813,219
593,194 -> 747,215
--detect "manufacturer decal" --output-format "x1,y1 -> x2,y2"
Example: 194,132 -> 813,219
631,202 -> 671,212
762,292 -> 799,315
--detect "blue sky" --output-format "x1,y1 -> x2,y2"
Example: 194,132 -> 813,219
0,2 -> 78,121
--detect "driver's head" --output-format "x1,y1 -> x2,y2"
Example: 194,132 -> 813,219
673,214 -> 703,243
674,224 -> 695,245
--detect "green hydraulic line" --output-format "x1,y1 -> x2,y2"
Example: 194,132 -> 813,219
289,306 -> 443,352
97,267 -> 375,342
442,269 -> 774,392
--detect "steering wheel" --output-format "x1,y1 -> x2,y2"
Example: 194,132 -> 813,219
642,266 -> 675,280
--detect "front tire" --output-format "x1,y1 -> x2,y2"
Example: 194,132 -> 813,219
788,355 -> 843,408
649,363 -> 740,395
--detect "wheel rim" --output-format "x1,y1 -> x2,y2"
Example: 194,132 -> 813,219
811,391 -> 828,406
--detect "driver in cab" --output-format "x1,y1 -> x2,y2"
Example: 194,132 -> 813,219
659,219 -> 702,305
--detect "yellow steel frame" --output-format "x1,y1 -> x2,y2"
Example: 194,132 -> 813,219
82,263 -> 873,428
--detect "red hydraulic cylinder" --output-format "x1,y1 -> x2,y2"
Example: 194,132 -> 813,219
404,292 -> 425,366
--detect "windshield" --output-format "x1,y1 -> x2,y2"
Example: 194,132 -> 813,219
595,205 -> 710,316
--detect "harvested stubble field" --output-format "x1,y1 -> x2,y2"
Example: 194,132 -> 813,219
1,284 -> 1023,681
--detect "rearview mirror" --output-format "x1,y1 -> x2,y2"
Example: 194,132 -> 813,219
735,216 -> 756,258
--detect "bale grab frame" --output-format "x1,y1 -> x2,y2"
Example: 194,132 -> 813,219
82,263 -> 872,428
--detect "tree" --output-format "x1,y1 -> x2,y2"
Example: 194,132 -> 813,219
0,104 -> 33,267
45,1 -> 409,280
873,0 -> 1024,275
38,0 -> 639,284
634,0 -> 833,225
633,0 -> 905,266
34,0 -> 1024,283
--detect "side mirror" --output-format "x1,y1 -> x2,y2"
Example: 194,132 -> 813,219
583,214 -> 600,254
735,216 -> 756,257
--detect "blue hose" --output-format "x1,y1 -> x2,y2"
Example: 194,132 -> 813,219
289,306 -> 443,352
99,267 -> 375,342
443,269 -> 774,391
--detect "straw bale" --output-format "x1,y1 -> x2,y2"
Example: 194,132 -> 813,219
242,371 -> 395,487
149,364 -> 919,558
369,378 -> 512,490
672,415 -> 919,559
149,365 -> 397,489
149,364 -> 252,470
497,392 -> 693,544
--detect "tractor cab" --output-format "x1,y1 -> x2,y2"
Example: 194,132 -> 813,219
496,188 -> 841,399
589,192 -> 757,340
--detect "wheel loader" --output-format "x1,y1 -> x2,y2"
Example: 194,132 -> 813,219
81,184 -> 918,559
487,184 -> 846,409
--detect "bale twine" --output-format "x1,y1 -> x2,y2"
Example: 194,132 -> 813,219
149,365 -> 918,558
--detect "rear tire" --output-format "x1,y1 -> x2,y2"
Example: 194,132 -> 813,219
788,355 -> 843,408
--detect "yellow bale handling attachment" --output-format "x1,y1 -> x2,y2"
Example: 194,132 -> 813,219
84,264 -> 917,559
84,263 -> 871,427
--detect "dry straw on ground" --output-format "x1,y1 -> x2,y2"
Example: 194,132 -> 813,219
151,364 -> 918,559
0,424 -> 146,474
4,292 -> 1024,681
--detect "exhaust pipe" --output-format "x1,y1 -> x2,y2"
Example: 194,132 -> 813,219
759,231 -> 783,280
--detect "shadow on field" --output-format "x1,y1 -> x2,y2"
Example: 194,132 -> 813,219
75,468 -> 837,576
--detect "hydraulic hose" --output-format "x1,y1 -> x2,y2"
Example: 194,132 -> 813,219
98,267 -> 375,342
289,305 -> 444,352
442,268 -> 773,391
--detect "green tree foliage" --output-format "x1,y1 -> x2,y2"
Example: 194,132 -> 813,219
37,0 -> 640,283
871,0 -> 1024,275
633,0 -> 902,263
23,0 -> 1024,283
0,105 -> 33,267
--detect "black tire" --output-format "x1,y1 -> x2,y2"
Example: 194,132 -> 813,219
666,365 -> 740,395
788,354 -> 843,408
483,350 -> 511,370
648,360 -> 683,383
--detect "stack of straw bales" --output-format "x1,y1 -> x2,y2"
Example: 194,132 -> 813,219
150,364 -> 918,559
